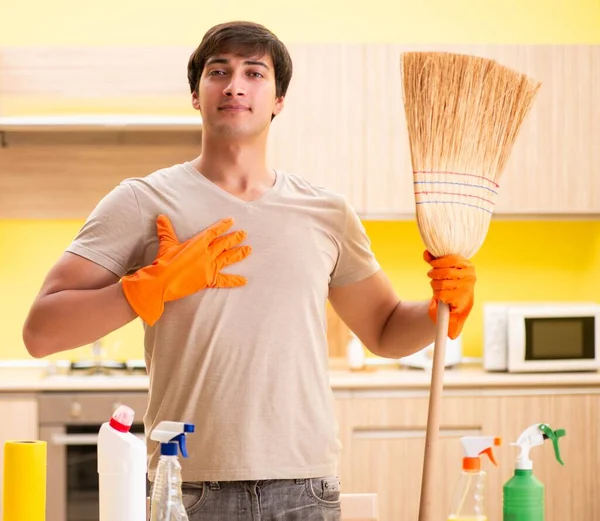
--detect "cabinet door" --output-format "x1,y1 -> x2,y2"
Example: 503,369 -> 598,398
0,395 -> 39,519
481,393 -> 600,521
487,45 -> 600,215
0,131 -> 202,219
337,391 -> 600,521
358,44 -> 600,217
267,44 -> 367,213
362,45 -> 415,218
338,394 -> 485,521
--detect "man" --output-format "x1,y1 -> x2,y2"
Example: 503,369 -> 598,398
23,21 -> 476,521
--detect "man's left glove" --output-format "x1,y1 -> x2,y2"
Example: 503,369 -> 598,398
424,250 -> 476,339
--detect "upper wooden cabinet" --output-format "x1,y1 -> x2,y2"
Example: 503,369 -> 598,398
271,44 -> 600,217
0,131 -> 203,219
1,44 -> 598,219
476,45 -> 600,215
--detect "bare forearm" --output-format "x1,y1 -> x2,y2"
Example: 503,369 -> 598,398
23,283 -> 138,358
374,300 -> 437,358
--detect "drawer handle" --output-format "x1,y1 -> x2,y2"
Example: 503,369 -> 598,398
352,427 -> 482,440
50,433 -> 145,446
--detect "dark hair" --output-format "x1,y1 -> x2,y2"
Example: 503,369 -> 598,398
187,21 -> 293,98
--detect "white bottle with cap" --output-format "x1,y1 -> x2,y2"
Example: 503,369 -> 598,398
97,404 -> 147,521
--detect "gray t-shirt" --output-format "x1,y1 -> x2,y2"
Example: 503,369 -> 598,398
67,161 -> 380,482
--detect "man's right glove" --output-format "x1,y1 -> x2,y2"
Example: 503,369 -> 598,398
121,215 -> 251,326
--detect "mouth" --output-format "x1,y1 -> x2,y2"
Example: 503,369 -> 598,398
218,105 -> 250,112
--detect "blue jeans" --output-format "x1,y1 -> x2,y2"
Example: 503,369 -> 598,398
178,477 -> 341,520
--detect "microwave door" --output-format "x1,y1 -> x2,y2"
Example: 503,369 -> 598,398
507,307 -> 600,372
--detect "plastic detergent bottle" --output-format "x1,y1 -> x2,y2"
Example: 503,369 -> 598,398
447,435 -> 502,521
97,404 -> 147,521
150,421 -> 196,521
503,423 -> 566,521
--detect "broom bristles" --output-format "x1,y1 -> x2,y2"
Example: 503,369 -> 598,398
401,52 -> 541,258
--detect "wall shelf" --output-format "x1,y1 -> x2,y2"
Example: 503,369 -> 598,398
0,114 -> 203,132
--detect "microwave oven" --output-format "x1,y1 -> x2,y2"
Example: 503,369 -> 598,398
483,302 -> 600,373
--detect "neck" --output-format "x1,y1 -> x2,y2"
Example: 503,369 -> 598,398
193,130 -> 273,195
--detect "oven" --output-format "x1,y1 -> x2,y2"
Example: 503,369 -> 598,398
38,391 -> 148,521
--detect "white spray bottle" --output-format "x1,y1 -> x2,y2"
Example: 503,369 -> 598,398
97,404 -> 147,521
150,421 -> 195,521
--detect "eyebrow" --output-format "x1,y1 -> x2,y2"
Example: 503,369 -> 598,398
205,57 -> 270,70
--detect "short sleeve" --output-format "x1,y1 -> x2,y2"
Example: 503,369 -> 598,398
329,198 -> 380,287
66,181 -> 146,278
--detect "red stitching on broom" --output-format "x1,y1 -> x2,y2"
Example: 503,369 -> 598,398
413,170 -> 500,188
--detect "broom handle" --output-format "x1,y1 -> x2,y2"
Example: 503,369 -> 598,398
418,301 -> 450,521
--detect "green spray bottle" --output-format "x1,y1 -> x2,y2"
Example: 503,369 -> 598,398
503,423 -> 566,521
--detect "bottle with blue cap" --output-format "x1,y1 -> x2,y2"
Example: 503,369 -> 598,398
150,421 -> 196,521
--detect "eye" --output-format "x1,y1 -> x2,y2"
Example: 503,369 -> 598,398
208,70 -> 226,76
248,71 -> 264,78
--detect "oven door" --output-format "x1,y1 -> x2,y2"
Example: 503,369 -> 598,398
38,391 -> 148,521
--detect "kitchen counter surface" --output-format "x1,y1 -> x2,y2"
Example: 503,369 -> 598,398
1,363 -> 600,393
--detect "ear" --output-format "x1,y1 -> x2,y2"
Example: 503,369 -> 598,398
273,96 -> 285,117
191,91 -> 201,111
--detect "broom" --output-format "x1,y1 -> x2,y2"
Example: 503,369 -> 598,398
400,51 -> 541,521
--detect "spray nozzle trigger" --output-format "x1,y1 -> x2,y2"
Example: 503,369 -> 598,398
174,433 -> 187,458
481,447 -> 498,467
460,436 -> 501,471
150,421 -> 195,458
539,424 -> 566,465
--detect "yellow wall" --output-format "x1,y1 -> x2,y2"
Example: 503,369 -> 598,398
1,0 -> 599,45
365,220 -> 600,358
0,221 -> 144,362
1,220 -> 599,361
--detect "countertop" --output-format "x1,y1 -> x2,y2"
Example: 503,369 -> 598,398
1,362 -> 600,393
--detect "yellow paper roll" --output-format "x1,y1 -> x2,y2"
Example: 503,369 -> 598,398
3,440 -> 47,521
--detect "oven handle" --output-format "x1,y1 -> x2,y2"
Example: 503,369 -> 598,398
50,433 -> 146,446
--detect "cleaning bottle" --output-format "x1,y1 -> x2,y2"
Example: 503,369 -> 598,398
503,423 -> 566,521
448,435 -> 502,521
150,421 -> 196,521
97,404 -> 147,521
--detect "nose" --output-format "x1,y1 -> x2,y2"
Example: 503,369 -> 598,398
223,73 -> 247,97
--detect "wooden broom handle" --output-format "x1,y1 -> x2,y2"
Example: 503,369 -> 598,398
418,301 -> 450,521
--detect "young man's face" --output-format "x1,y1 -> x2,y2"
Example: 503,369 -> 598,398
192,52 -> 284,139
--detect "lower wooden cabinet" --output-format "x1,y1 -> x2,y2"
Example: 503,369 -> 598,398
0,387 -> 598,521
335,389 -> 600,521
0,394 -> 39,520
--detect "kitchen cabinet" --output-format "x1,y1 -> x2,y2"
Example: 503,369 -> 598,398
0,131 -> 202,219
0,394 -> 39,519
478,45 -> 600,216
335,388 -> 600,521
271,44 -> 600,218
1,44 -> 598,219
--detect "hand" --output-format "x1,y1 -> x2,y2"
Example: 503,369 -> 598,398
122,215 -> 251,325
424,250 -> 476,339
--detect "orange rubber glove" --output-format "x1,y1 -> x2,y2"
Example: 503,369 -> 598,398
424,250 -> 476,339
121,215 -> 251,326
